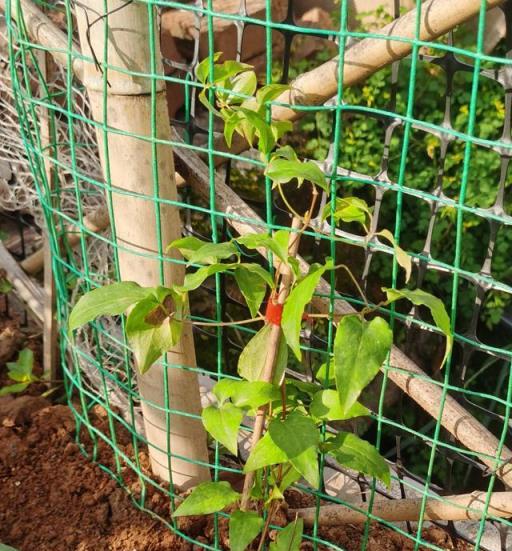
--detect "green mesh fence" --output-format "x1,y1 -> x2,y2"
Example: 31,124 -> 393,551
5,0 -> 512,548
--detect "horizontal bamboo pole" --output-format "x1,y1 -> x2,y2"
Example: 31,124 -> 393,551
21,205 -> 110,274
292,491 -> 512,525
271,0 -> 505,121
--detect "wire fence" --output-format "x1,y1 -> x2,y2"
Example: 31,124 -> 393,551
5,0 -> 512,548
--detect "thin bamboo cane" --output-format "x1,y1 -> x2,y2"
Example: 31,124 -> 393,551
74,0 -> 210,489
292,491 -> 512,525
240,217 -> 302,510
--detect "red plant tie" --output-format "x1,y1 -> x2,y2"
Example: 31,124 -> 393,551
265,300 -> 283,326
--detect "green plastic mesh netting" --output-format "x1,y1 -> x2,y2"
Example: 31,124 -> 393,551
4,0 -> 512,548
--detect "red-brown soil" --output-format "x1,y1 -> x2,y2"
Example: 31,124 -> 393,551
0,314 -> 473,551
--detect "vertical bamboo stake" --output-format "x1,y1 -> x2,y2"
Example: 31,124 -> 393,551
75,0 -> 210,488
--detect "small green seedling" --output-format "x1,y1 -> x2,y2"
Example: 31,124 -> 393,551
0,348 -> 41,396
68,54 -> 452,549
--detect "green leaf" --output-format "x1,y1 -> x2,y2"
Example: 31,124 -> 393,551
202,403 -> 243,455
223,110 -> 243,148
322,197 -> 372,225
167,236 -> 209,258
384,287 -> 452,367
238,325 -> 288,386
0,276 -> 12,294
236,232 -> 288,264
172,481 -> 240,517
227,381 -> 280,409
268,412 -> 319,460
334,316 -> 392,416
315,360 -> 335,385
196,52 -> 222,83
126,296 -> 182,374
7,348 -> 35,383
289,445 -> 319,488
229,511 -> 264,551
238,108 -> 276,155
265,158 -> 328,193
256,83 -> 289,107
180,263 -> 238,292
234,265 -> 272,317
0,382 -> 30,397
245,412 -> 319,483
229,70 -> 257,100
271,120 -> 293,142
282,263 -> 330,360
213,60 -> 252,83
238,325 -> 271,382
310,389 -> 369,421
244,431 -> 287,472
325,432 -> 390,487
377,230 -> 412,283
69,282 -> 151,332
273,335 -> 288,386
187,242 -> 239,265
0,543 -> 19,551
269,519 -> 303,551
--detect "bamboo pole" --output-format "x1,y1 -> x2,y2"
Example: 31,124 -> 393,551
240,217 -> 302,510
292,491 -> 512,525
74,0 -> 209,489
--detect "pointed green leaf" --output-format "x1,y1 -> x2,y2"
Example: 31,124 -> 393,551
167,236 -> 209,258
126,296 -> 182,373
172,481 -> 240,517
322,197 -> 372,225
268,412 -> 319,459
256,83 -> 289,107
229,511 -> 264,551
202,403 -> 243,455
238,108 -> 275,155
238,324 -> 271,382
245,413 -> 319,475
7,348 -> 35,383
234,265 -> 271,317
196,52 -> 222,83
180,263 -> 238,292
236,232 -> 288,264
265,159 -> 328,193
69,282 -> 152,331
187,242 -> 239,265
282,263 -> 330,360
289,444 -> 319,488
238,325 -> 288,386
377,230 -> 412,283
244,431 -> 288,472
310,389 -> 369,421
384,287 -> 452,367
325,432 -> 390,487
0,382 -> 30,397
227,381 -> 280,409
334,316 -> 392,416
269,519 -> 303,551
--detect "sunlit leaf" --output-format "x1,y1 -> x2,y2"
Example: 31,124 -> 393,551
334,315 -> 392,416
324,432 -> 390,487
202,403 -> 243,455
69,282 -> 152,332
384,287 -> 452,367
229,511 -> 264,551
172,481 -> 240,517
